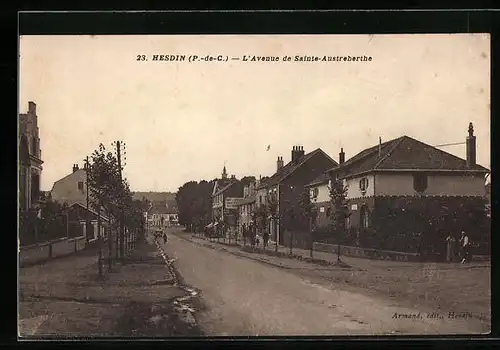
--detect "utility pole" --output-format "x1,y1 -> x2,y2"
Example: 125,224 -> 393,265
86,156 -> 90,242
116,141 -> 125,260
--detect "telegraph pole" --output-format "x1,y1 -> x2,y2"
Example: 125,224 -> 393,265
86,156 -> 90,242
116,141 -> 125,259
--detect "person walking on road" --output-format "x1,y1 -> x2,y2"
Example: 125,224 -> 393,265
460,231 -> 470,264
263,231 -> 269,249
445,233 -> 456,262
163,232 -> 168,244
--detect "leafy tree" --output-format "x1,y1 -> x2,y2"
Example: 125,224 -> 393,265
266,192 -> 279,251
328,177 -> 351,261
298,188 -> 318,258
240,176 -> 256,188
176,179 -> 215,232
86,143 -> 140,259
176,181 -> 198,230
328,177 -> 350,235
87,143 -> 124,226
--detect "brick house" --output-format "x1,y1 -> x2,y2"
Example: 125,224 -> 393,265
255,145 -> 338,247
306,123 -> 489,259
19,101 -> 43,212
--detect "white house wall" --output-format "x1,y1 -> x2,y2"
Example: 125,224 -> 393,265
50,170 -> 88,206
310,183 -> 330,203
345,174 -> 375,199
374,173 -> 486,197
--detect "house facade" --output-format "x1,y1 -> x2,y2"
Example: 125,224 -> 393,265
255,145 -> 338,247
19,101 -> 43,212
211,167 -> 243,238
306,123 -> 490,259
50,164 -> 90,207
50,163 -> 110,242
149,205 -> 179,227
67,202 -> 109,242
236,180 -> 257,241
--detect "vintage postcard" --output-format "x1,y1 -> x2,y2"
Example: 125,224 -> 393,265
18,33 -> 491,338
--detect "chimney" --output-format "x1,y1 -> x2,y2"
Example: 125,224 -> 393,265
292,145 -> 305,163
28,101 -> 36,115
466,122 -> 476,167
378,137 -> 382,158
231,174 -> 236,180
73,164 -> 79,173
339,148 -> 345,164
277,156 -> 284,171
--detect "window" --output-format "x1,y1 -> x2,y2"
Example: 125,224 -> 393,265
359,177 -> 369,195
78,181 -> 84,191
413,173 -> 428,193
312,187 -> 319,200
326,207 -> 331,217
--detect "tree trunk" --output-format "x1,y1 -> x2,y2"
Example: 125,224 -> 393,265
309,217 -> 313,259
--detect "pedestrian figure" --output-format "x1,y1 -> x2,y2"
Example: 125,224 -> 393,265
445,234 -> 456,262
263,231 -> 269,249
459,231 -> 469,264
163,232 -> 168,244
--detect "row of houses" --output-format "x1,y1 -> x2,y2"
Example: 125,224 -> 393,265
209,123 -> 490,256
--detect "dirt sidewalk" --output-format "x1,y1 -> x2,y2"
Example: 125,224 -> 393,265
19,237 -> 204,338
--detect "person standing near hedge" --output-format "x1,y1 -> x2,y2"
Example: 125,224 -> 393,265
460,231 -> 470,264
445,234 -> 456,262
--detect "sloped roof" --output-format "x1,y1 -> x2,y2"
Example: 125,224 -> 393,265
212,178 -> 231,195
325,135 -> 489,180
305,173 -> 329,188
69,202 -> 109,222
51,169 -> 87,188
256,148 -> 337,189
213,180 -> 239,197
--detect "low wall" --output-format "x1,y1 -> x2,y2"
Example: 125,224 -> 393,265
51,238 -> 74,258
19,235 -> 87,267
19,242 -> 51,266
68,236 -> 87,253
313,242 -> 420,262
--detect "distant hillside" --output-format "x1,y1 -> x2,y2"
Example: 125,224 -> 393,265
132,191 -> 177,203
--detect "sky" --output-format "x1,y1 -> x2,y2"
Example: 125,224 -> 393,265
19,34 -> 491,192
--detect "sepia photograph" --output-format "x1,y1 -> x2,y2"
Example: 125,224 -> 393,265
18,33 -> 491,338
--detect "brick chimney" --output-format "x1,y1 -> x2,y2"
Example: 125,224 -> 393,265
466,122 -> 476,167
73,164 -> 79,173
277,156 -> 284,171
291,145 -> 305,163
231,174 -> 236,180
28,101 -> 36,115
339,148 -> 345,164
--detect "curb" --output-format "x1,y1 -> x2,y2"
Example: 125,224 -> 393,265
178,234 -> 351,271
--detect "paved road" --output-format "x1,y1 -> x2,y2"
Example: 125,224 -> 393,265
161,230 -> 486,336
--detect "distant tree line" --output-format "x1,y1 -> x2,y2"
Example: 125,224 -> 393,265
176,176 -> 257,232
